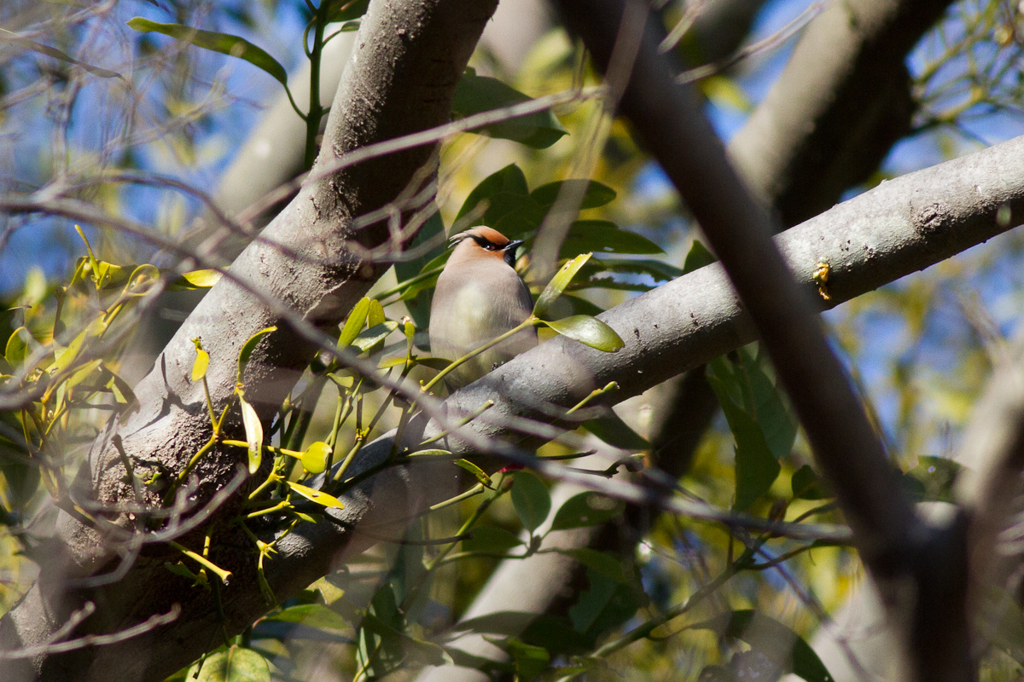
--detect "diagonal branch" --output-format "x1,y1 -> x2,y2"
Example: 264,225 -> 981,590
554,1 -> 980,679
729,0 -> 954,226
556,0 -> 916,570
278,131 -> 1024,676
0,1 -> 499,680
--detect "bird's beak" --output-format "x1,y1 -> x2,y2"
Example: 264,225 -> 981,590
503,239 -> 524,267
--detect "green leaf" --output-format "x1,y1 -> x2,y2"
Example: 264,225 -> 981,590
358,583 -> 407,676
367,299 -> 386,328
0,306 -> 18,354
64,359 -> 102,391
237,327 -> 276,383
559,221 -> 663,258
791,465 -> 832,500
324,0 -> 369,22
350,321 -> 398,354
415,357 -> 453,371
561,548 -> 628,583
90,261 -> 129,290
302,441 -> 331,475
163,561 -> 202,583
239,395 -> 263,474
287,481 -> 345,509
453,72 -> 566,149
102,368 -> 135,408
583,413 -> 649,450
542,315 -> 624,352
534,253 -> 592,318
261,603 -> 349,631
505,637 -> 550,681
51,317 -> 103,376
169,268 -> 221,290
455,164 -> 531,226
124,264 -> 161,297
550,492 -> 625,531
682,239 -> 716,274
721,413 -> 779,511
571,258 -> 683,292
905,455 -> 963,503
689,610 -> 833,682
377,357 -> 409,370
518,615 -> 596,657
511,471 -> 551,533
730,347 -> 798,461
5,326 -> 33,367
0,444 -> 40,509
568,570 -> 641,636
127,19 -> 288,87
492,195 -> 548,239
338,298 -> 371,348
531,180 -> 616,209
554,295 -> 606,318
188,645 -> 270,682
99,364 -> 136,408
462,525 -> 523,554
454,459 -> 493,488
396,269 -> 442,304
706,348 -> 797,510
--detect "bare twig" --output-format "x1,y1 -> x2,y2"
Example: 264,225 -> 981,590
0,605 -> 180,660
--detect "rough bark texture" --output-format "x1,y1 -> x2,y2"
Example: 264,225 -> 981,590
657,0 -> 957,482
728,0 -> 953,226
8,104 -> 1009,681
0,1 -> 498,680
0,0 -> 1014,679
558,1 -> 975,679
416,0 -> 966,675
275,134 -> 1024,677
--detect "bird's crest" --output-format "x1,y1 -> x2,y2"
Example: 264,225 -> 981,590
448,226 -> 511,250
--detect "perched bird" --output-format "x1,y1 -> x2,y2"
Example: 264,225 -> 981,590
429,226 -> 537,390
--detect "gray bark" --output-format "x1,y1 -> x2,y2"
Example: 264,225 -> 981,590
295,135 -> 1024,678
1,1 -> 1013,680
558,3 -> 978,679
0,0 -> 498,679
414,0 -> 961,676
729,0 -> 952,226
4,92 -> 1021,682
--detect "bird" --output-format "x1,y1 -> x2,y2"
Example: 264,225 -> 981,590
428,226 -> 537,390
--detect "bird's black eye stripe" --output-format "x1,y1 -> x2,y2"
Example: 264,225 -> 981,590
471,235 -> 501,250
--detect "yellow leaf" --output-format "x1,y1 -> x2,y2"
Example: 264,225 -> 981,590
302,441 -> 331,474
192,347 -> 210,382
239,395 -> 263,474
287,481 -> 344,509
177,268 -> 222,289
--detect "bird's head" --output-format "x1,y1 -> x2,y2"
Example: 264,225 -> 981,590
448,226 -> 524,268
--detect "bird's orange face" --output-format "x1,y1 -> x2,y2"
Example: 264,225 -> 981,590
449,226 -> 524,268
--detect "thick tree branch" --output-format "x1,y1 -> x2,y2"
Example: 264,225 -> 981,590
0,1 -> 498,680
555,1 -> 981,679
279,133 -> 1024,671
558,0 -> 912,561
6,116 -> 1019,682
729,0 -> 953,226
419,0 -> 964,665
656,0 -> 957,479
956,340 -> 1024,621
